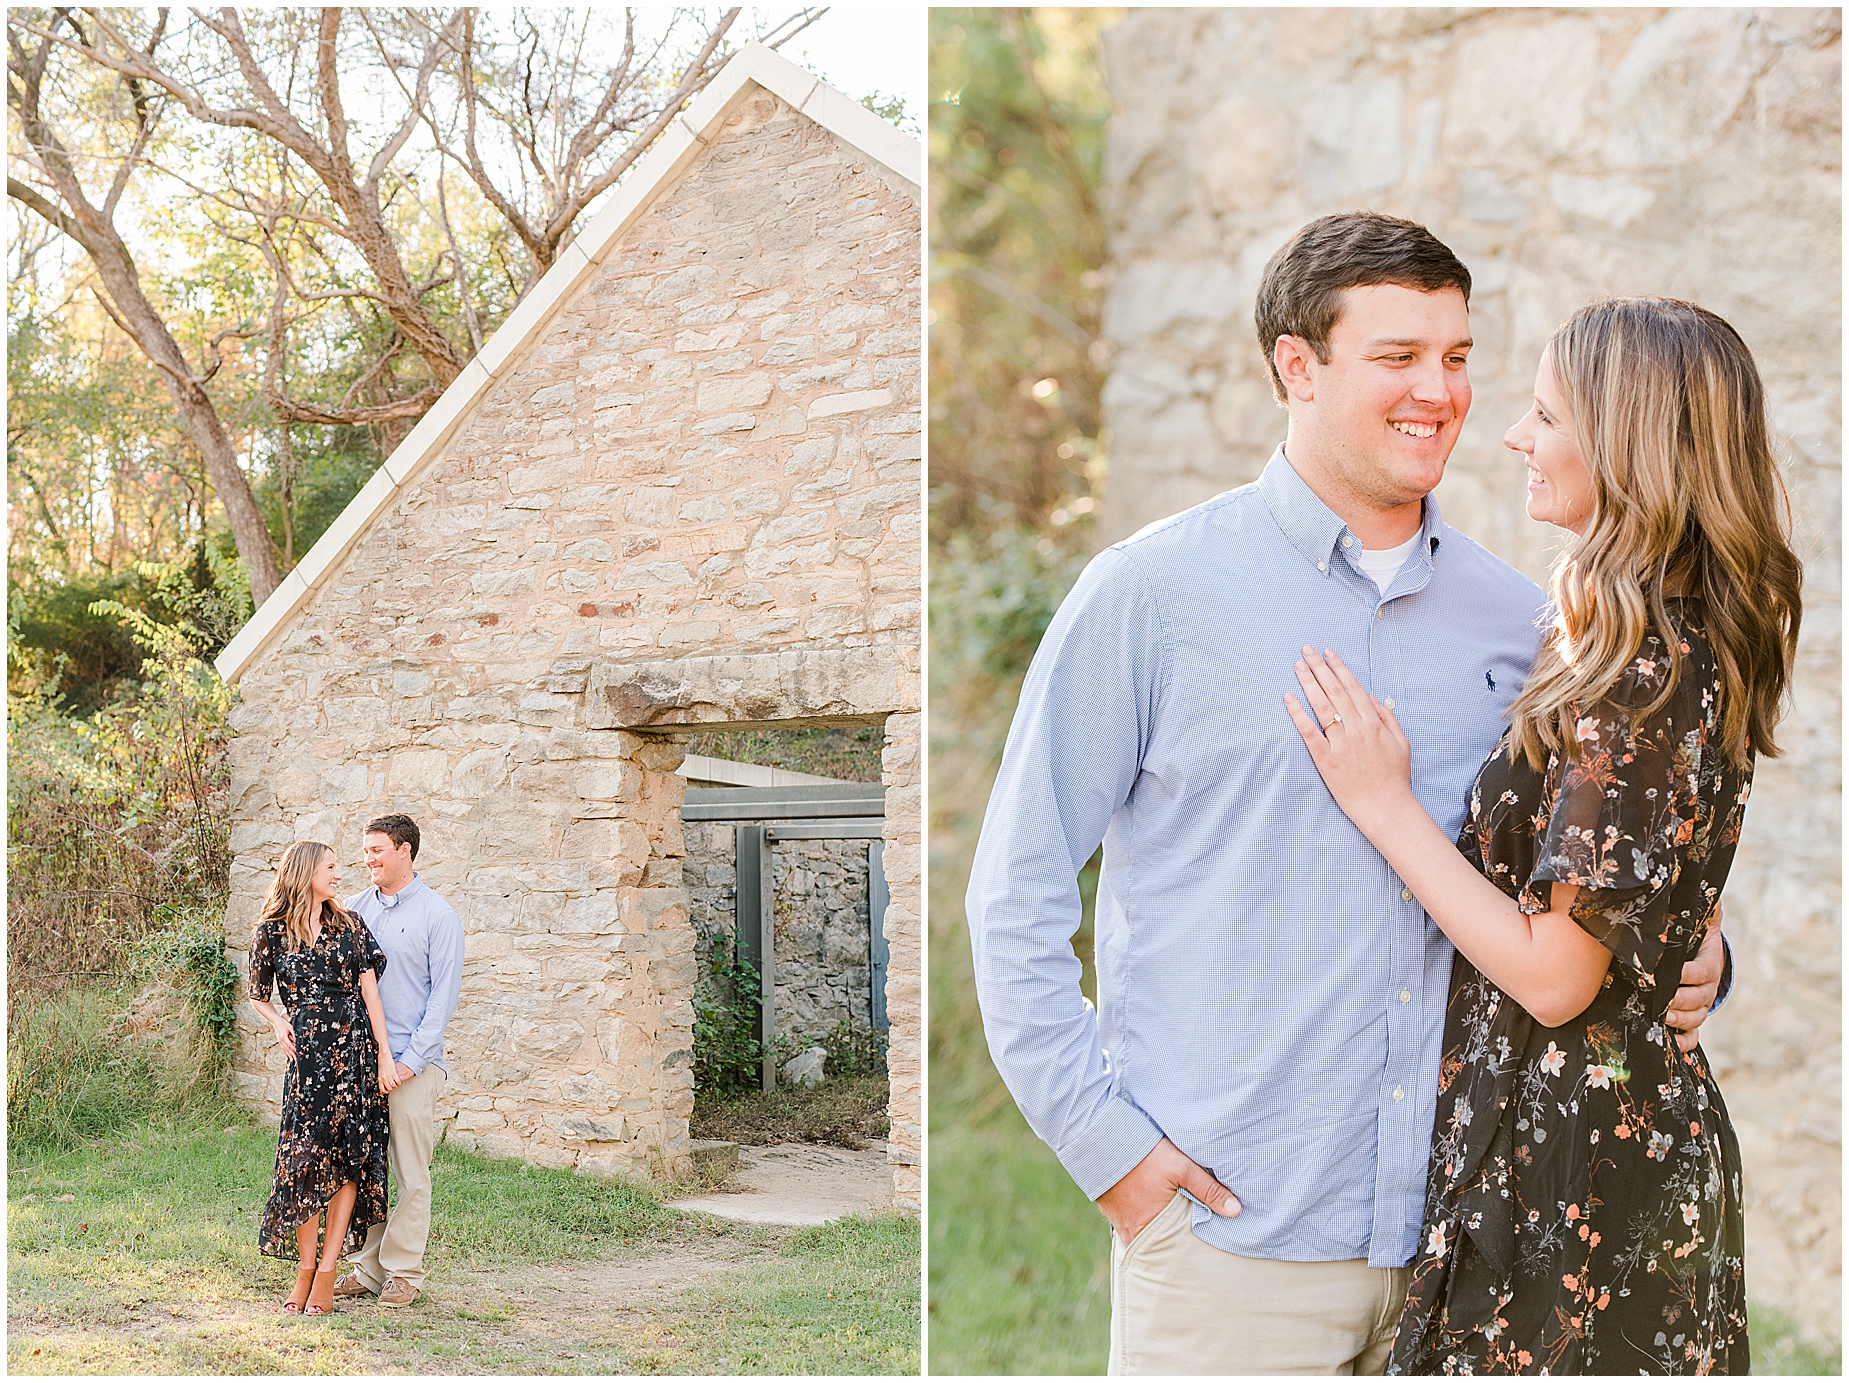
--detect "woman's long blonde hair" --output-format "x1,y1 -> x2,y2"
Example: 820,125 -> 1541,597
256,840 -> 353,952
1509,297 -> 1802,771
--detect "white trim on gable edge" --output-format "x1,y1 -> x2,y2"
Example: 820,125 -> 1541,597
215,41 -> 920,685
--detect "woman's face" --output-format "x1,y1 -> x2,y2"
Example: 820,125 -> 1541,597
1505,349 -> 1596,533
310,849 -> 342,904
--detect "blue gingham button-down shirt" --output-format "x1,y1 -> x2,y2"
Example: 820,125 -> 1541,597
966,449 -> 1548,1268
347,875 -> 465,1077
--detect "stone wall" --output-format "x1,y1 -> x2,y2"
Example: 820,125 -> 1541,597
685,821 -> 877,1045
1100,8 -> 1839,1340
880,710 -> 924,1204
225,86 -> 921,1194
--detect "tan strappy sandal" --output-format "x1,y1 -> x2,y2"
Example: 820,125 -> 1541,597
281,1265 -> 316,1312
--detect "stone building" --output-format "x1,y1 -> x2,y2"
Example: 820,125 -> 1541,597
215,44 -> 922,1204
1099,7 -> 1839,1342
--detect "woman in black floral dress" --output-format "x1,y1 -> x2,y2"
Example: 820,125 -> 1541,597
1287,298 -> 1801,1374
248,840 -> 399,1315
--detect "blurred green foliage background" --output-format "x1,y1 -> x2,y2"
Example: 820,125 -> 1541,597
927,8 -> 1119,1374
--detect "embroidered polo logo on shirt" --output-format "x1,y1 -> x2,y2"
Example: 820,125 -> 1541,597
1485,670 -> 1496,691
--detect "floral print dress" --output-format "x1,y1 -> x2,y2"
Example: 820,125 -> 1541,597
252,914 -> 392,1261
1390,611 -> 1749,1375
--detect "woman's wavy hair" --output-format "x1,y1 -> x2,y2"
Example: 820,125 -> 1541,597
1509,296 -> 1802,771
256,840 -> 355,952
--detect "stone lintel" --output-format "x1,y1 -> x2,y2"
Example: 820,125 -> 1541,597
587,647 -> 914,730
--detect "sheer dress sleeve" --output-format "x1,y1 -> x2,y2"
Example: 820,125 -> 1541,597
249,917 -> 277,1004
1518,631 -> 1706,991
353,913 -> 387,982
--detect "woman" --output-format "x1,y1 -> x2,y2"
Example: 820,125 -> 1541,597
249,840 -> 399,1315
1285,297 -> 1800,1374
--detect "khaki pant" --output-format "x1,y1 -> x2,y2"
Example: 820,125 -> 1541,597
1109,1193 -> 1412,1376
351,1064 -> 445,1292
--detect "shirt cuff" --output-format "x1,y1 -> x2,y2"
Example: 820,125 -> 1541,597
1057,1095 -> 1165,1202
396,1052 -> 428,1077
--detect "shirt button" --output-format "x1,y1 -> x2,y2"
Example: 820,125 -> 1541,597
1376,608 -> 1385,620
1400,989 -> 1412,1004
1341,535 -> 1354,549
1393,1086 -> 1405,1102
1401,887 -> 1414,902
1316,559 -> 1328,572
1384,696 -> 1396,709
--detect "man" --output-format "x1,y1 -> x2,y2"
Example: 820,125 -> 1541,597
965,213 -> 1726,1374
333,813 -> 464,1309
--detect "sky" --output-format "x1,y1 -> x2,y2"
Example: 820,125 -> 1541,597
770,5 -> 926,133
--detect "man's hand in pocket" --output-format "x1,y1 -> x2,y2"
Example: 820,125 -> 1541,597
1096,1137 -> 1240,1244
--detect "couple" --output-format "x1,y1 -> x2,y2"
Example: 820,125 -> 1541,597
247,815 -> 464,1317
968,214 -> 1800,1374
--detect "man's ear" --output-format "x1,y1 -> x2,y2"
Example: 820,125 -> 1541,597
1273,334 -> 1319,404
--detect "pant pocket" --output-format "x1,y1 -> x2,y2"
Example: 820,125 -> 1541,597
1119,1190 -> 1190,1265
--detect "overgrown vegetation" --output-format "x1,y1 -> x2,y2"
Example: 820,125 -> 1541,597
683,724 -> 887,782
820,1016 -> 890,1082
5,984 -> 233,1155
692,1077 -> 892,1152
921,11 -> 1131,1373
693,936 -> 771,1100
693,935 -> 892,1150
7,552 -> 246,1147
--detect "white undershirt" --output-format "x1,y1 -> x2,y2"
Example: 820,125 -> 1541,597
1353,531 -> 1422,594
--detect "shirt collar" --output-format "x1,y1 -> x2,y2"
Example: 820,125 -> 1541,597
377,873 -> 424,909
1257,445 -> 1445,577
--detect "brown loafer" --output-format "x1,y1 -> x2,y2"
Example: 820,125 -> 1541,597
378,1276 -> 420,1308
332,1271 -> 376,1299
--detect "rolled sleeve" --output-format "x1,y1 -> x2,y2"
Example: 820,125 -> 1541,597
400,906 -> 464,1074
966,547 -> 1168,1200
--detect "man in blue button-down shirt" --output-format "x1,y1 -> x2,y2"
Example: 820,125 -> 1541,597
966,214 -> 1724,1374
333,813 -> 464,1309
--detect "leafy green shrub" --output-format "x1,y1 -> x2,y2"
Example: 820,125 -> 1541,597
5,568 -> 150,713
821,1017 -> 890,1080
131,903 -> 241,1064
693,935 -> 767,1099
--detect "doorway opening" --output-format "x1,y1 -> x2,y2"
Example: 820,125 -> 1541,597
677,723 -> 890,1151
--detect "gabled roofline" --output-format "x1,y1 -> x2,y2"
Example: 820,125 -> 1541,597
215,42 -> 920,685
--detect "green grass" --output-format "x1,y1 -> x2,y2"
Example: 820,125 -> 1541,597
929,1113 -> 1109,1374
1751,1304 -> 1843,1375
654,1214 -> 922,1374
7,983 -> 234,1152
9,1120 -> 920,1375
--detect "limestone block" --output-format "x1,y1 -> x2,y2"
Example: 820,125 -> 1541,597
545,1112 -> 627,1142
588,647 -> 911,729
525,1142 -> 582,1172
575,1151 -> 635,1179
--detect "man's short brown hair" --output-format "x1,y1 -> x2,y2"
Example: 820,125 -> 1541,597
1254,212 -> 1472,404
365,813 -> 420,861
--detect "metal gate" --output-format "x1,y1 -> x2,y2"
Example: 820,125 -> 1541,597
681,783 -> 888,1091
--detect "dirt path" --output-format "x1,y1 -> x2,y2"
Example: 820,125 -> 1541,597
667,1140 -> 894,1225
11,1239 -> 780,1375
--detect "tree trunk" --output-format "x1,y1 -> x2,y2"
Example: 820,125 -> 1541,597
7,28 -> 283,608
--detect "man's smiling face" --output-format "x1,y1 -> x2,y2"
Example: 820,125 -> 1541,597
1301,283 -> 1473,512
